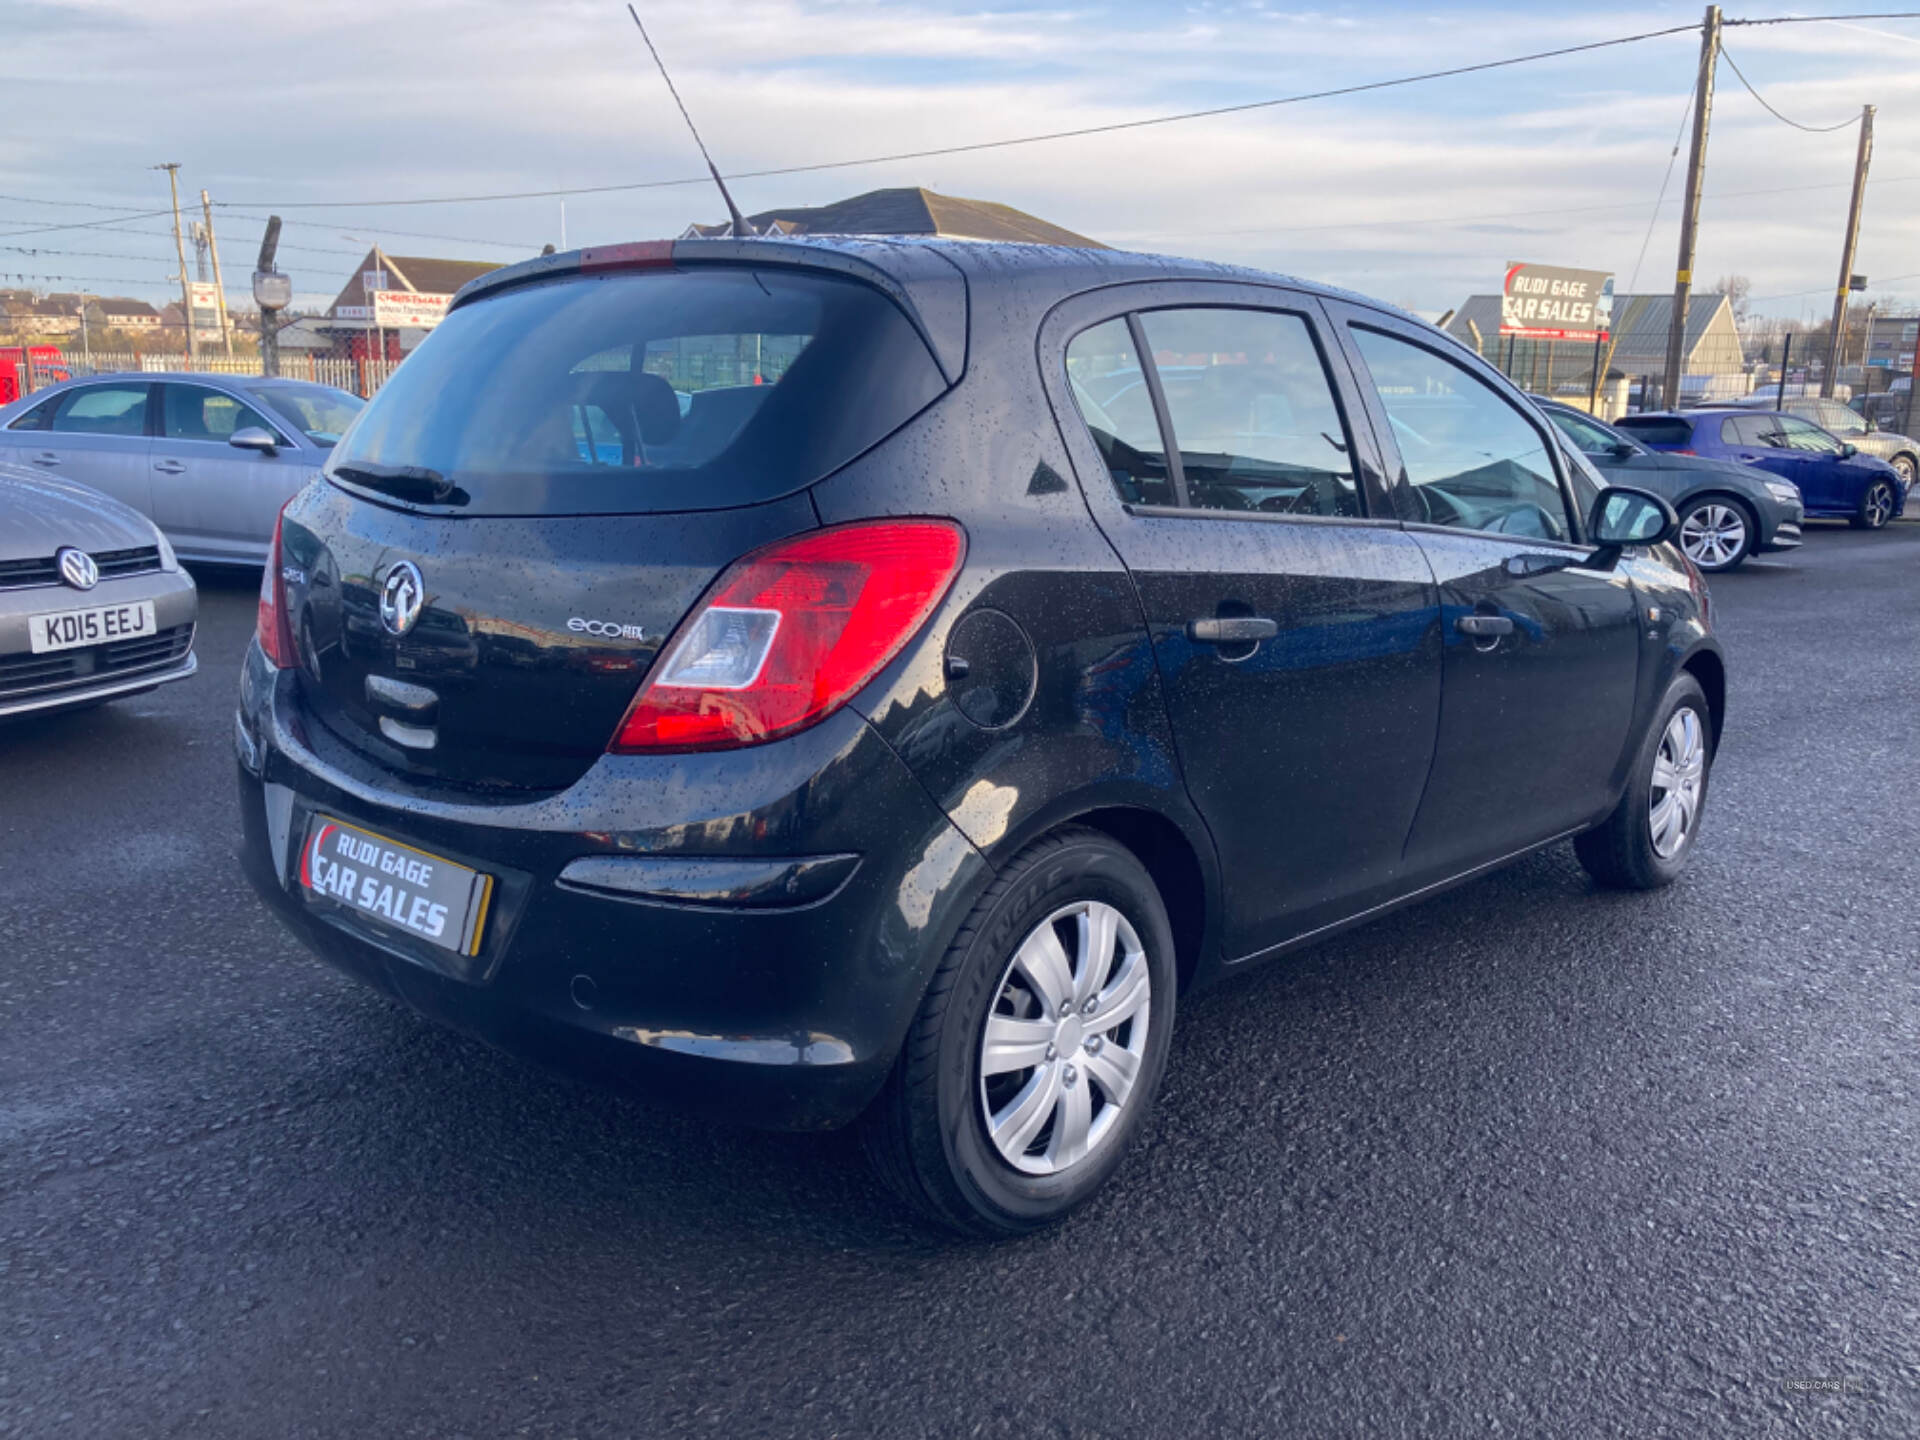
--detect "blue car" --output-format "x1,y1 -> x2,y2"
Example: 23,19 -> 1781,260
1615,409 -> 1908,530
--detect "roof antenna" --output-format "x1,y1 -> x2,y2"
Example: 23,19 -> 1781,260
626,4 -> 753,237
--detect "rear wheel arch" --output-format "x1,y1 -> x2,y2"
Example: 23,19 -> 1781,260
1056,806 -> 1211,992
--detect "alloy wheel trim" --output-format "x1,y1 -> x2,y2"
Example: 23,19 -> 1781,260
977,899 -> 1151,1177
1678,503 -> 1746,568
1649,706 -> 1707,859
1865,482 -> 1894,528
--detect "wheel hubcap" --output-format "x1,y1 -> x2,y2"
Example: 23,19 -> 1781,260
1649,708 -> 1707,859
977,900 -> 1150,1176
1679,504 -> 1745,568
1867,483 -> 1893,527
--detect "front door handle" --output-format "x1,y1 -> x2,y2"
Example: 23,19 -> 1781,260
31,451 -> 59,466
153,460 -> 187,474
1188,616 -> 1279,644
1456,614 -> 1515,639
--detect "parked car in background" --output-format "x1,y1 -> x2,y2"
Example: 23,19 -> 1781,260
1736,393 -> 1919,487
236,236 -> 1725,1235
1,461 -> 197,718
1531,398 -> 1802,572
1854,378 -> 1910,436
0,374 -> 364,565
1615,408 -> 1909,530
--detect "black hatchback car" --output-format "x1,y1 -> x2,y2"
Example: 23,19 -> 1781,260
237,237 -> 1725,1234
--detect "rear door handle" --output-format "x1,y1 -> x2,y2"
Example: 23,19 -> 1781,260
153,460 -> 187,474
1456,614 -> 1515,638
1187,617 -> 1279,644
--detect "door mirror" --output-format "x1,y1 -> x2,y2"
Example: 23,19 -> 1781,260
1840,442 -> 1859,459
228,426 -> 278,454
1609,440 -> 1638,460
1589,485 -> 1678,550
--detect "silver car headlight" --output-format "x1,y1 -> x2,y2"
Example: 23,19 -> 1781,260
155,527 -> 180,572
1763,480 -> 1801,504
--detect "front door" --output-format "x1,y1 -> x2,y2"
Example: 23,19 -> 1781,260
153,383 -> 299,561
1773,414 -> 1853,513
1330,307 -> 1641,877
1049,290 -> 1442,959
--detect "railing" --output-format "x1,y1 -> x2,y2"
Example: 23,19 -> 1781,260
46,351 -> 400,397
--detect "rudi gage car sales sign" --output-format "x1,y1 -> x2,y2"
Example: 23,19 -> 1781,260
1500,263 -> 1613,343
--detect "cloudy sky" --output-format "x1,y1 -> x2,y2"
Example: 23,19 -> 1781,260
3,1 -> 1917,319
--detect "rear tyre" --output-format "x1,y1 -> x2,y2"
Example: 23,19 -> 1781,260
1575,673 -> 1713,891
861,826 -> 1177,1237
1852,478 -> 1898,530
1675,496 -> 1754,572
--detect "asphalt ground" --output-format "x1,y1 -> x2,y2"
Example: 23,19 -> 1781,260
2,524 -> 1916,1438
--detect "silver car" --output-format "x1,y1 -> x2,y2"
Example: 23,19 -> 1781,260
1,462 -> 198,718
0,373 -> 363,565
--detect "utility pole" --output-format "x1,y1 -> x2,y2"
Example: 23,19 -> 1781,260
1821,105 -> 1874,399
200,189 -> 234,359
254,214 -> 288,379
1663,5 -> 1721,411
154,162 -> 196,367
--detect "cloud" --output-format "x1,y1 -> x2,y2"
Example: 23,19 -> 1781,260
1,0 -> 1915,317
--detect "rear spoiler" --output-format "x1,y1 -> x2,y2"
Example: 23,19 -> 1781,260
448,235 -> 969,385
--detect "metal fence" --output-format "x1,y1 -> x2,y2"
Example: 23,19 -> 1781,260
29,351 -> 401,398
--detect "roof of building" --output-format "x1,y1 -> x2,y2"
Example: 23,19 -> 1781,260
91,297 -> 160,319
328,248 -> 505,318
1444,291 -> 1739,364
681,187 -> 1104,248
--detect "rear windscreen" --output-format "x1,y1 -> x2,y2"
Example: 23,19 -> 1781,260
1612,416 -> 1696,448
326,266 -> 948,515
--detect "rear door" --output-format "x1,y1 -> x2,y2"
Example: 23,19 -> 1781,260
1048,285 -> 1441,959
25,383 -> 155,516
1329,305 -> 1640,875
154,382 -> 307,562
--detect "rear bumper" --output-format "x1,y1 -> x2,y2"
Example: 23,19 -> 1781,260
234,642 -> 991,1131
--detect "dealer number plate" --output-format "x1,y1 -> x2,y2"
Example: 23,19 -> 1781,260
299,816 -> 494,957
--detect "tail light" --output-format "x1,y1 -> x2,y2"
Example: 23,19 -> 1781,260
1674,448 -> 1697,456
256,508 -> 296,668
611,519 -> 966,753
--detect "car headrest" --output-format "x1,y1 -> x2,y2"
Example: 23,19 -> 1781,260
630,372 -> 681,445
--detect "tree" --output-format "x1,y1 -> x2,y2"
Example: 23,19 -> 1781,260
1713,274 -> 1752,323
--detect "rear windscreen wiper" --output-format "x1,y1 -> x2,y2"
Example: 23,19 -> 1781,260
329,462 -> 457,503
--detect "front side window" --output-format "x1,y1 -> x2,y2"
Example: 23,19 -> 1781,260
1350,327 -> 1570,541
163,385 -> 281,443
49,384 -> 148,437
1137,308 -> 1359,516
1778,416 -> 1844,455
256,383 -> 363,447
1064,317 -> 1177,506
1814,401 -> 1865,436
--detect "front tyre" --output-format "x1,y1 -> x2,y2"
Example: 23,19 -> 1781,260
1676,497 -> 1754,572
1575,673 -> 1713,890
861,826 -> 1177,1237
1852,478 -> 1898,530
1889,453 -> 1916,488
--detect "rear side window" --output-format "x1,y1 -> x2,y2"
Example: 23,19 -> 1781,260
7,395 -> 60,431
1137,308 -> 1360,516
50,384 -> 148,437
1064,318 -> 1178,506
328,267 -> 948,515
1613,416 -> 1696,448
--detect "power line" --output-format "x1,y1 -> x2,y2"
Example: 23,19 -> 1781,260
0,209 -> 178,240
1719,45 -> 1862,132
216,20 -> 1706,211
